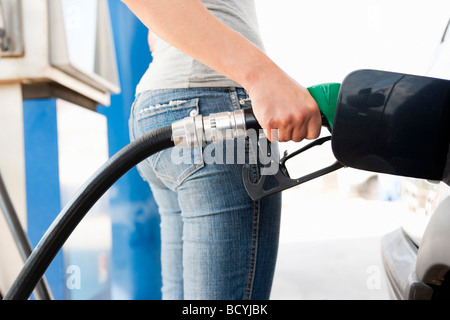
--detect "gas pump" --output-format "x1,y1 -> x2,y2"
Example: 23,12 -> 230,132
0,0 -> 119,299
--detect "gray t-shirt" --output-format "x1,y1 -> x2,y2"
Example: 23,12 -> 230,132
136,0 -> 265,93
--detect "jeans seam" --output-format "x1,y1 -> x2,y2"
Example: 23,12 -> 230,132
244,140 -> 260,300
152,152 -> 205,185
175,160 -> 204,185
245,181 -> 260,300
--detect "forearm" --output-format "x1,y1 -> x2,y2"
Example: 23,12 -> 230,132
122,0 -> 322,142
121,0 -> 280,90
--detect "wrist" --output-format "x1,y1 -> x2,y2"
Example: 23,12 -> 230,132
239,55 -> 282,94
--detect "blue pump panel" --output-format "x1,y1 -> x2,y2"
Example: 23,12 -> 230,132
23,98 -> 112,300
21,0 -> 161,300
98,0 -> 162,300
23,99 -> 65,299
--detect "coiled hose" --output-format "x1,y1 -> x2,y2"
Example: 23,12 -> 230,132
4,126 -> 174,300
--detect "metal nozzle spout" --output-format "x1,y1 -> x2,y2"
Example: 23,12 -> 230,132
171,110 -> 247,147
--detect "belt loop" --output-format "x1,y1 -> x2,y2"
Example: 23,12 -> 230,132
228,87 -> 240,111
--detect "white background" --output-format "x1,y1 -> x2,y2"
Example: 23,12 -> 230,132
255,0 -> 450,299
256,0 -> 450,86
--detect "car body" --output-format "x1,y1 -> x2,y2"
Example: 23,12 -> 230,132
381,18 -> 450,300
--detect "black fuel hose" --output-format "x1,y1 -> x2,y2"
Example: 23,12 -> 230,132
4,126 -> 174,300
5,109 -> 260,300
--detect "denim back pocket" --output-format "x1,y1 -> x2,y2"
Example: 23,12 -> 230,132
134,97 -> 204,188
135,98 -> 199,133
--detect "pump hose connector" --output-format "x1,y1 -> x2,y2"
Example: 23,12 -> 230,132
171,109 -> 258,147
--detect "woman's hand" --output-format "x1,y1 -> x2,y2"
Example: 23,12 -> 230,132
245,66 -> 322,142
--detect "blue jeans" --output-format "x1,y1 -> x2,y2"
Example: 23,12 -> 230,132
129,87 -> 282,300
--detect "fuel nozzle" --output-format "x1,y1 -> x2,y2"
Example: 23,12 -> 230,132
171,82 -> 343,200
171,83 -> 340,146
171,109 -> 249,147
241,83 -> 343,200
307,83 -> 341,132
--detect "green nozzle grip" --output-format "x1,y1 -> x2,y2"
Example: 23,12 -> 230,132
307,83 -> 340,131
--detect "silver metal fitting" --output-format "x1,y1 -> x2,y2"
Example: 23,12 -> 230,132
171,114 -> 204,147
203,110 -> 246,142
171,110 -> 247,147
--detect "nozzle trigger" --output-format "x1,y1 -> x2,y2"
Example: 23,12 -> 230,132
242,136 -> 343,201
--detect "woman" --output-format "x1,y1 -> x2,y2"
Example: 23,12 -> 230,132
123,0 -> 321,300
